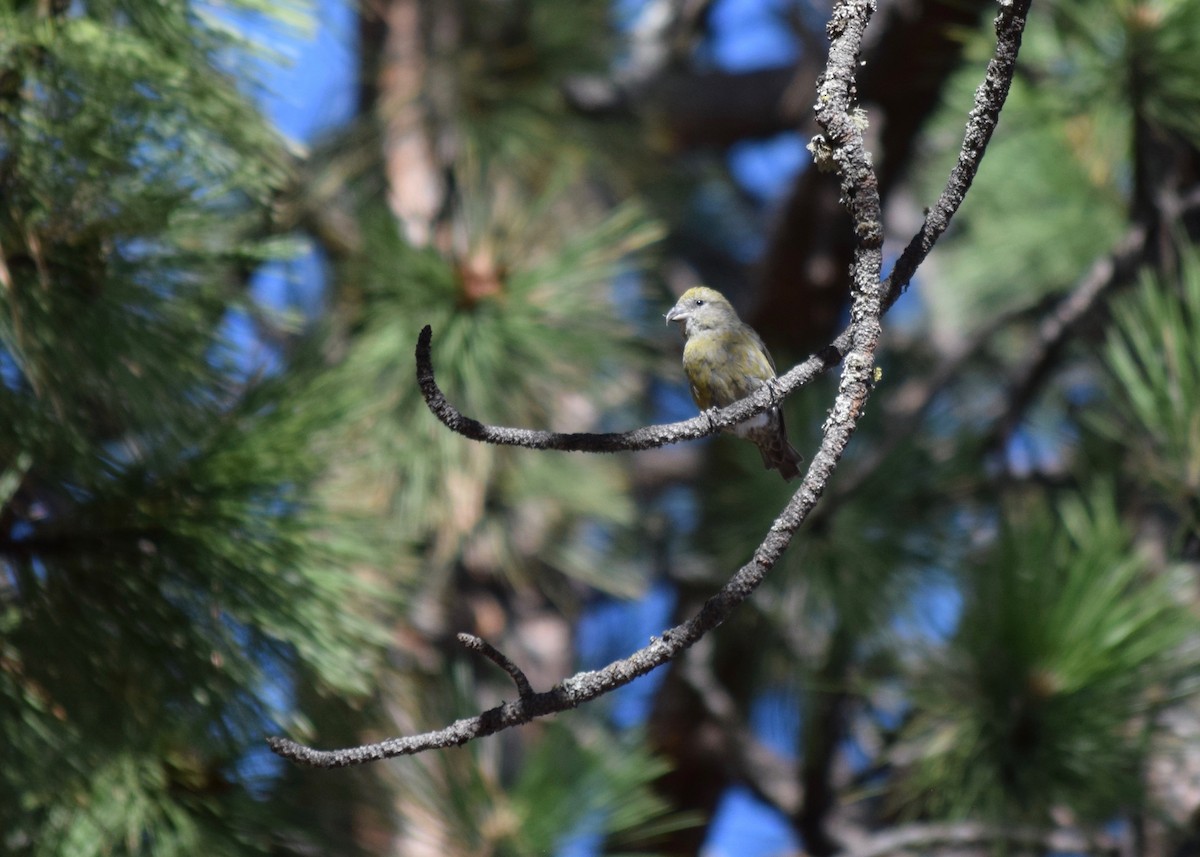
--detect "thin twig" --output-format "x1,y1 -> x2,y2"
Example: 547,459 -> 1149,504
987,223 -> 1148,450
457,633 -> 534,699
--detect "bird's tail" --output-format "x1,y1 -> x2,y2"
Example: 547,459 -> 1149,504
759,440 -> 803,481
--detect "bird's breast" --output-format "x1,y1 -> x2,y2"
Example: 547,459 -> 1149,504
681,329 -> 773,410
731,412 -> 771,435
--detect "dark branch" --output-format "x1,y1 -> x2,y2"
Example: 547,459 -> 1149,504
987,222 -> 1149,451
987,185 -> 1200,451
677,641 -> 803,815
457,633 -> 534,699
0,527 -> 167,558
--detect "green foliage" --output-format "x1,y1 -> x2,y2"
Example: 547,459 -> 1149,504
393,667 -> 697,857
1048,0 -> 1200,146
902,488 -> 1192,821
1099,250 -> 1200,511
509,725 -> 701,856
920,84 -> 1125,326
885,0 -> 1200,833
919,0 -> 1178,327
450,0 -> 613,161
322,186 -> 663,594
924,0 -> 1200,331
8,0 -> 1200,850
0,1 -> 389,853
0,6 -> 291,210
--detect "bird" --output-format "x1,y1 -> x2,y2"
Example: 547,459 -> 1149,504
665,286 -> 803,481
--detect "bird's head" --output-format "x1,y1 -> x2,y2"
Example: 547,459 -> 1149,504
664,286 -> 739,334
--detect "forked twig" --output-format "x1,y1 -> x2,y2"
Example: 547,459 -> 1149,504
457,633 -> 534,699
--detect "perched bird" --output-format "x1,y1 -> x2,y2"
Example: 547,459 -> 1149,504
665,286 -> 803,481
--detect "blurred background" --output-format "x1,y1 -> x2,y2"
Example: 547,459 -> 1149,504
4,0 -> 1200,854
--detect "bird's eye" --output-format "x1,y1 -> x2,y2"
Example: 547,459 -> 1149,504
694,299 -> 705,306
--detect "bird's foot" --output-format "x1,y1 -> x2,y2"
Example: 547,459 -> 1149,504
765,377 -> 784,405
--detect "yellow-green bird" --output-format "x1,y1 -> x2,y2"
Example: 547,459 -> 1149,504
665,286 -> 803,481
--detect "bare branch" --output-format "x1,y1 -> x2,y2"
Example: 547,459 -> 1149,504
987,222 -> 1149,451
457,633 -> 534,699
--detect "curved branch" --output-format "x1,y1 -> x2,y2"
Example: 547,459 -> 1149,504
416,322 -> 842,452
416,0 -> 1031,454
457,633 -> 534,699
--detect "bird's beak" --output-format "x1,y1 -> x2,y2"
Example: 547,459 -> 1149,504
664,304 -> 686,325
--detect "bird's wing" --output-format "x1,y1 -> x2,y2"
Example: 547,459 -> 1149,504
683,326 -> 777,409
735,324 -> 778,381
